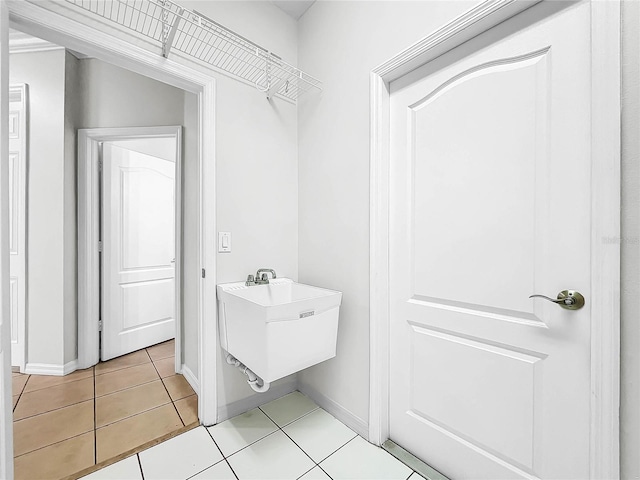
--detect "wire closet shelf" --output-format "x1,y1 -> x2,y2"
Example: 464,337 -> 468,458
63,0 -> 322,102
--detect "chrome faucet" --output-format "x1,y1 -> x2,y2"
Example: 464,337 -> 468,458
245,268 -> 277,286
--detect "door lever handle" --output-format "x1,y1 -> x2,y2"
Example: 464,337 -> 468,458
529,290 -> 585,310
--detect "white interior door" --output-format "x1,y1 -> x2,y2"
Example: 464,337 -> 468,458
9,84 -> 27,371
101,142 -> 176,361
389,3 -> 597,479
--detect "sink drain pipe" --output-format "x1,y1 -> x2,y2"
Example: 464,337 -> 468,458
225,353 -> 270,393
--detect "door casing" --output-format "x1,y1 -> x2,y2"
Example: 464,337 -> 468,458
368,1 -> 621,478
78,126 -> 183,375
1,0 -> 218,441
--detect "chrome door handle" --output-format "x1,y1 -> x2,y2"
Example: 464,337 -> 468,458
529,290 -> 585,310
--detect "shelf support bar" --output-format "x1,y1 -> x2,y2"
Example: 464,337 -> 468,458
162,7 -> 183,58
266,77 -> 287,100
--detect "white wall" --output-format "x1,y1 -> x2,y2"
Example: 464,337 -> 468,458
176,1 -> 301,410
63,51 -> 81,364
182,91 -> 199,381
297,0 -> 479,428
10,49 -> 71,367
620,1 -> 639,478
78,58 -> 185,129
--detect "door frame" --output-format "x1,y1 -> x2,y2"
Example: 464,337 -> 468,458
9,83 -> 27,373
1,0 -> 218,434
368,1 -> 621,478
77,126 -> 183,375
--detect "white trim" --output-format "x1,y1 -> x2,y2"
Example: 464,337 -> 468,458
368,1 -> 620,478
8,83 -> 27,374
6,0 -> 218,434
77,126 -> 183,371
0,3 -> 15,478
9,29 -> 62,54
181,363 -> 200,396
24,359 -> 77,376
217,379 -> 298,423
299,381 -> 369,439
589,1 -> 621,477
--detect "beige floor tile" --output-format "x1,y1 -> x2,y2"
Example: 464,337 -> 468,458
154,356 -> 176,378
96,380 -> 171,427
96,404 -> 183,462
13,400 -> 94,457
13,378 -> 94,420
24,367 -> 94,393
95,363 -> 159,397
96,350 -> 151,376
147,339 -> 175,361
12,395 -> 19,409
12,375 -> 29,396
163,374 -> 195,401
174,395 -> 198,426
14,431 -> 95,480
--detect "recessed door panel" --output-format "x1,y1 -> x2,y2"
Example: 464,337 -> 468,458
411,52 -> 548,316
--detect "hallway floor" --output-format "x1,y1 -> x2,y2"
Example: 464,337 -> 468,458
11,339 -> 198,479
80,391 -> 425,480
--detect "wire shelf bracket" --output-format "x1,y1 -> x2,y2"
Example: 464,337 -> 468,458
63,0 -> 322,102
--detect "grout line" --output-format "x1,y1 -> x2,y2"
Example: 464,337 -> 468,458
224,429 -> 281,459
137,453 -> 145,479
315,433 -> 358,464
12,374 -> 30,413
20,372 -> 94,394
96,398 -> 173,429
224,459 -> 240,480
13,397 -> 95,423
194,426 -> 239,480
149,353 -> 183,425
95,358 -> 153,377
143,348 -> 153,362
13,429 -> 94,459
203,423 -> 225,458
316,435 -> 357,465
93,366 -> 97,466
256,407 -> 281,430
279,427 -> 318,466
96,377 -> 160,399
296,465 -> 317,480
317,463 -> 334,480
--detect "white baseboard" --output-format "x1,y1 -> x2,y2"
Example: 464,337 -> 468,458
299,381 -> 369,438
25,359 -> 78,376
181,363 -> 200,395
217,377 -> 298,423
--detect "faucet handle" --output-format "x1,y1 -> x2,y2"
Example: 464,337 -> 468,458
245,274 -> 255,286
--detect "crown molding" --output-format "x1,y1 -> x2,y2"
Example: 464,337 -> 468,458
9,29 -> 62,54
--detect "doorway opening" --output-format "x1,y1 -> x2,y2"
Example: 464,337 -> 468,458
2,4 -> 218,475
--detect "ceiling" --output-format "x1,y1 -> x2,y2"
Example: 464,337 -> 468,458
270,1 -> 316,20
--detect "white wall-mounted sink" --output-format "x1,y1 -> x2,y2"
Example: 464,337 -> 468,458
217,278 -> 342,383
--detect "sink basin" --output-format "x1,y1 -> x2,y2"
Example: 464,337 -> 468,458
217,278 -> 342,383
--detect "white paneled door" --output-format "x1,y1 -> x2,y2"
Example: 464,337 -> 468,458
9,85 -> 27,372
389,3 -> 596,479
101,143 -> 176,361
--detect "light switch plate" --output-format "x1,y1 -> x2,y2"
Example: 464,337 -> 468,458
218,232 -> 231,253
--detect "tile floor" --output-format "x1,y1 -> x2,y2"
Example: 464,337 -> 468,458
81,391 -> 425,480
12,339 -> 198,480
